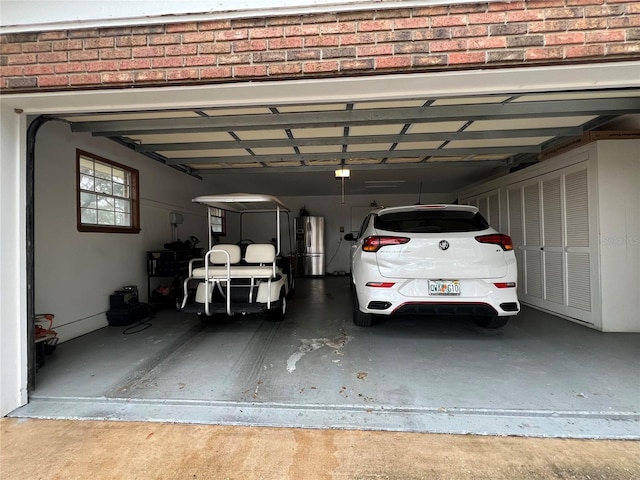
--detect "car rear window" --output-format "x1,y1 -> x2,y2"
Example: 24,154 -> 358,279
375,209 -> 490,233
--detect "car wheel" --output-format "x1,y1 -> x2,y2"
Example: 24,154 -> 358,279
472,314 -> 509,329
268,288 -> 287,322
352,287 -> 373,327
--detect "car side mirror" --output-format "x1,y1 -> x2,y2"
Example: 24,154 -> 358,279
344,233 -> 356,241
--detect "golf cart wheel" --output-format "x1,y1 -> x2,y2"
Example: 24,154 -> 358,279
268,288 -> 287,322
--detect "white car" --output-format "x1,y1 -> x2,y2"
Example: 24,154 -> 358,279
345,204 -> 520,328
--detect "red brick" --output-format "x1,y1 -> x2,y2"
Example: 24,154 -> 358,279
118,59 -> 152,70
452,25 -> 489,38
270,37 -> 304,49
22,42 -> 52,53
544,7 -> 584,19
0,43 -> 22,54
529,21 -> 570,33
468,12 -> 506,25
430,39 -> 468,53
357,44 -> 394,57
37,52 -> 67,63
116,36 -> 147,47
413,55 -> 448,67
199,20 -> 232,31
70,73 -> 101,85
413,28 -> 451,41
69,50 -> 99,61
233,65 -> 268,77
182,31 -> 215,43
567,0 -> 605,5
589,30 -> 627,42
100,48 -> 132,60
167,69 -> 199,80
526,0 -> 565,7
101,72 -> 135,84
358,20 -> 394,32
38,32 -> 68,41
251,27 -> 284,39
151,57 -> 184,68
394,18 -> 430,29
132,46 -> 164,58
284,25 -> 321,36
7,53 -> 36,65
584,5 -> 627,17
506,10 -> 545,22
199,43 -> 232,54
215,30 -> 249,42
54,62 -> 87,74
165,45 -> 197,56
38,75 -> 69,87
448,52 -> 486,64
489,1 -> 526,11
468,37 -> 507,50
217,54 -> 251,65
606,43 -> 640,55
567,17 -> 609,29
545,32 -> 586,45
148,34 -> 181,46
339,33 -> 376,46
0,65 -> 23,75
394,43 -> 429,54
303,60 -> 339,73
525,46 -> 565,60
233,40 -> 268,52
82,38 -> 114,49
86,60 -> 118,72
200,66 -> 232,78
253,51 -> 286,63
340,58 -> 374,71
24,64 -> 55,75
431,15 -> 468,27
269,63 -> 303,75
134,70 -> 166,82
185,56 -> 217,67
566,44 -> 606,57
375,56 -> 412,69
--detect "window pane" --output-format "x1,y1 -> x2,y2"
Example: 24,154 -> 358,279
97,195 -> 115,210
113,182 -> 125,198
81,208 -> 97,224
80,174 -> 95,191
98,210 -> 115,225
95,163 -> 112,180
115,212 -> 131,226
115,198 -> 130,213
95,178 -> 113,195
80,192 -> 96,208
79,158 -> 94,175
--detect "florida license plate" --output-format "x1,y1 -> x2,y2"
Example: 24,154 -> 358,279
429,280 -> 460,296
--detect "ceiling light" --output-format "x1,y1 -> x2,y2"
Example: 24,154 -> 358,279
334,168 -> 351,178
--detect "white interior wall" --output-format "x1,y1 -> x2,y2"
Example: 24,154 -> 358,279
596,140 -> 640,332
34,121 -> 211,342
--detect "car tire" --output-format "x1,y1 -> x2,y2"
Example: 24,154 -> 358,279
268,288 -> 287,322
472,314 -> 509,329
352,287 -> 373,327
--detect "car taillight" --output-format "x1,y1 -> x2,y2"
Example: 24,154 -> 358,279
366,282 -> 396,288
494,282 -> 516,288
475,234 -> 514,251
362,236 -> 410,252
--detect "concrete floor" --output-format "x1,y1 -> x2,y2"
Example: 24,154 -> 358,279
9,276 -> 640,439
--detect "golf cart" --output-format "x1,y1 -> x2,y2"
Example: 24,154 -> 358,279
179,194 -> 294,321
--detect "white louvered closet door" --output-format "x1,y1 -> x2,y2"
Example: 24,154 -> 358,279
564,167 -> 593,321
523,181 -> 543,302
542,175 -> 565,306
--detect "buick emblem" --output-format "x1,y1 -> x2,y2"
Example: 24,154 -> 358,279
439,240 -> 450,251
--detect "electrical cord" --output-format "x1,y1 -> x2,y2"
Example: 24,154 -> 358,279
325,237 -> 343,268
122,303 -> 155,335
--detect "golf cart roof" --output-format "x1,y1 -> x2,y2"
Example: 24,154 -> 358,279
192,193 -> 290,213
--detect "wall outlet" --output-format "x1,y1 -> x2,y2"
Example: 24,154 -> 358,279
339,226 -> 344,232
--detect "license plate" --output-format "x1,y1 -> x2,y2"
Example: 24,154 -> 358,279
429,280 -> 460,296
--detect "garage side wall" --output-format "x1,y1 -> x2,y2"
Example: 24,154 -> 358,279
2,1 -> 639,91
34,121 -> 211,342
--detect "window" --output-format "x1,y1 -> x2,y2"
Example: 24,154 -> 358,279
209,208 -> 226,236
76,150 -> 140,233
375,210 -> 489,233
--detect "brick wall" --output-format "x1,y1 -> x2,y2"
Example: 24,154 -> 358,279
1,0 -> 639,92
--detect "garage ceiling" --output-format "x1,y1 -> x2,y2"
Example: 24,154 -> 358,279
56,88 -> 640,197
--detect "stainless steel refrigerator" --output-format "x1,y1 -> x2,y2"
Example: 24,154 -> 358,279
295,216 -> 325,276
